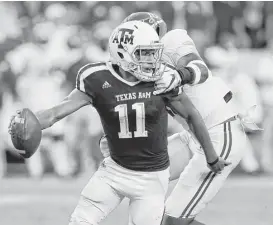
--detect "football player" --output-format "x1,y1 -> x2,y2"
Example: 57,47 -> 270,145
121,12 -> 250,225
9,21 -> 229,225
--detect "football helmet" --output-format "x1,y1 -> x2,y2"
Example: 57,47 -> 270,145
123,12 -> 167,38
109,21 -> 164,82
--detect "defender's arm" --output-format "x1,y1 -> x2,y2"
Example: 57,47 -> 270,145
161,29 -> 211,86
36,89 -> 92,130
176,53 -> 210,85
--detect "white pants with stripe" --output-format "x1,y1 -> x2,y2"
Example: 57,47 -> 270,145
165,119 -> 247,218
69,157 -> 170,225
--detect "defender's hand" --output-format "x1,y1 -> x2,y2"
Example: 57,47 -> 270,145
207,157 -> 231,174
153,67 -> 181,95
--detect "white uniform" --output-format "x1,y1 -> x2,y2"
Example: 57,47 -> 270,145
161,29 -> 247,219
71,156 -> 169,225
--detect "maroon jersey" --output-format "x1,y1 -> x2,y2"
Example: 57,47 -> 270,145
76,62 -> 169,171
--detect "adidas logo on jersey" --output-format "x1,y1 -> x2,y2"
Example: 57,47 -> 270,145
102,81 -> 111,89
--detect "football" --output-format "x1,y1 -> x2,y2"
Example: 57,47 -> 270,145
10,108 -> 42,158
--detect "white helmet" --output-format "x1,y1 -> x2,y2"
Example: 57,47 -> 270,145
109,21 -> 164,82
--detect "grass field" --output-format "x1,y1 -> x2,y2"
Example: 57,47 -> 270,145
1,174 -> 273,225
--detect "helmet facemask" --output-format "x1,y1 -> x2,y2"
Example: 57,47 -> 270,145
126,43 -> 164,82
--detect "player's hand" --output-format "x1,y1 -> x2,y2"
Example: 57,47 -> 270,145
153,66 -> 181,95
8,108 -> 42,158
207,157 -> 231,174
8,111 -> 20,135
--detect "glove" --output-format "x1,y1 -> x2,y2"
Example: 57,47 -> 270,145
153,66 -> 181,95
8,108 -> 42,158
207,156 -> 231,174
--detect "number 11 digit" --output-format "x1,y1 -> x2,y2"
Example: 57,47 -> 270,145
115,102 -> 148,139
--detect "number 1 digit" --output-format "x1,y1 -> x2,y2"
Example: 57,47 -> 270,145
115,102 -> 148,139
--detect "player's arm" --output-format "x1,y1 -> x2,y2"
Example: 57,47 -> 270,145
36,89 -> 92,130
176,53 -> 210,85
154,30 -> 211,95
165,92 -> 230,173
38,63 -> 100,130
167,29 -> 211,85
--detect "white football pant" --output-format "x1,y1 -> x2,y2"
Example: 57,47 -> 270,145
69,157 -> 170,225
165,119 -> 247,218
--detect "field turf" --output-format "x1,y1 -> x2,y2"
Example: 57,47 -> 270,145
1,174 -> 273,225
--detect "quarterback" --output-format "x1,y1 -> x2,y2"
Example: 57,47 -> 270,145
117,12 -> 249,225
9,21 -> 229,225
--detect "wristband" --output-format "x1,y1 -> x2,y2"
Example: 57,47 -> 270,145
187,63 -> 201,85
208,157 -> 219,166
177,67 -> 193,85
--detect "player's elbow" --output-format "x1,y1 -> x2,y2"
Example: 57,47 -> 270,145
187,60 -> 210,85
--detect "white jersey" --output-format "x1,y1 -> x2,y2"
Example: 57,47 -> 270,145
183,77 -> 238,128
161,29 -> 238,129
161,29 -> 199,65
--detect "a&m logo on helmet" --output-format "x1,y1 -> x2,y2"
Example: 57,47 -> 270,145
112,28 -> 135,49
109,21 -> 164,82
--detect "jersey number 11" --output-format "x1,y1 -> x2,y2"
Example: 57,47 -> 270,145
115,102 -> 148,139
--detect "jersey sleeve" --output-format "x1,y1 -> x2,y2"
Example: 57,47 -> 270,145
161,29 -> 199,67
76,64 -> 91,93
76,63 -> 106,99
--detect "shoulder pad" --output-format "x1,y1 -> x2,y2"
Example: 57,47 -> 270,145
161,29 -> 199,67
76,62 -> 107,93
162,29 -> 193,46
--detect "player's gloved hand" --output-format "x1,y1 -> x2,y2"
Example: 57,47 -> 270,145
153,66 -> 181,95
207,156 -> 231,174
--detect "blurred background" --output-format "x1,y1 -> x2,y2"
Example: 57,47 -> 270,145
0,2 -> 273,225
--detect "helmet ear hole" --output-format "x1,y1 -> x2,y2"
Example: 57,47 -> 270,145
156,27 -> 160,36
117,52 -> 124,59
